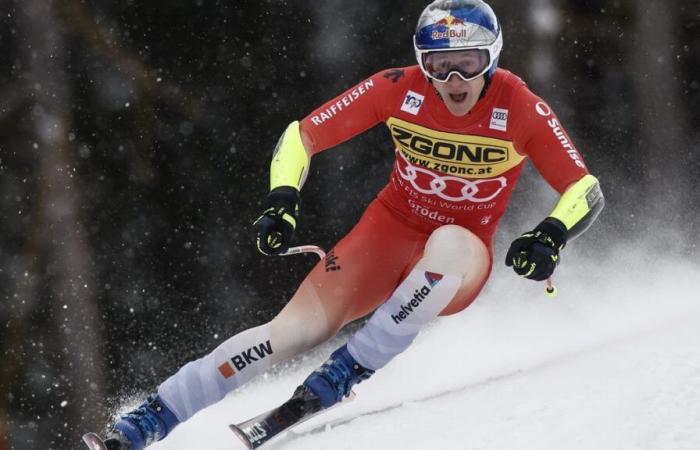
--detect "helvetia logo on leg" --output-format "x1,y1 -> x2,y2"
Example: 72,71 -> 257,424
391,272 -> 443,324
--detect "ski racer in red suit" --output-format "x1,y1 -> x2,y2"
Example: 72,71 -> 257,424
91,1 -> 604,449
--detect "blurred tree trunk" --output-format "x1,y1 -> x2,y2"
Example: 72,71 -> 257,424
497,0 -> 562,231
631,0 -> 687,222
527,0 -> 562,92
19,0 -> 107,436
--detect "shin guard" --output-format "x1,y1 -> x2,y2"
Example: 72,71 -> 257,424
157,324 -> 276,421
347,269 -> 461,370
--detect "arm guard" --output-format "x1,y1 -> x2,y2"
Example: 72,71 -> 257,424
549,174 -> 605,241
270,121 -> 310,191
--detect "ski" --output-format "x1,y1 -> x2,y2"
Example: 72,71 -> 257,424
82,432 -> 108,450
229,385 -> 355,449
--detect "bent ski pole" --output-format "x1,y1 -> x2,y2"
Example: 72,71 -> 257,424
282,245 -> 554,297
280,245 -> 326,260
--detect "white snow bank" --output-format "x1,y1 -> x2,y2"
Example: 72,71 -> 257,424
151,248 -> 700,450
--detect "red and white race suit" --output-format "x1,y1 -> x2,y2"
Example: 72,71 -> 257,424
298,66 -> 589,317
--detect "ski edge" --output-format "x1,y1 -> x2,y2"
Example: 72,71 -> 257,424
229,424 -> 255,450
82,432 -> 108,450
229,390 -> 356,449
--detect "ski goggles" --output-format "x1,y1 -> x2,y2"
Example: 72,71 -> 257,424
416,47 -> 492,82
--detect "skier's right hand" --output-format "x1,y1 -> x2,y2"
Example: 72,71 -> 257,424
505,218 -> 567,281
253,186 -> 300,256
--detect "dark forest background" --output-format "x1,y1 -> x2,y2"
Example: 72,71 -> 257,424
0,0 -> 698,449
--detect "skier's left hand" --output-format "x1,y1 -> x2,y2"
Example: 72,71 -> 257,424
506,218 -> 567,281
253,186 -> 300,256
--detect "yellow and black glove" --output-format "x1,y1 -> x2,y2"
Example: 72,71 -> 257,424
506,174 -> 605,281
505,218 -> 567,281
253,186 -> 300,256
254,121 -> 309,256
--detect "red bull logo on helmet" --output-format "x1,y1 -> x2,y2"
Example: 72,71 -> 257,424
431,14 -> 469,40
435,15 -> 465,26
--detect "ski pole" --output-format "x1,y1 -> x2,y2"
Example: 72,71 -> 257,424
282,245 -> 557,297
545,277 -> 558,297
279,245 -> 326,260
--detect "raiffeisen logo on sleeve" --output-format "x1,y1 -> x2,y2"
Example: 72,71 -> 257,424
218,340 -> 274,379
401,90 -> 425,115
310,80 -> 375,126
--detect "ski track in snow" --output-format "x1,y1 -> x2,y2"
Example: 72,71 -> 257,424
147,251 -> 700,450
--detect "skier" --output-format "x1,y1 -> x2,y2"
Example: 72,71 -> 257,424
91,0 -> 604,448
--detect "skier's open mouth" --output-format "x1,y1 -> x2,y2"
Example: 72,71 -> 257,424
449,92 -> 468,103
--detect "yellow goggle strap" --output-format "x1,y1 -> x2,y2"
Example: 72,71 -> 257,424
270,121 -> 310,191
549,174 -> 605,241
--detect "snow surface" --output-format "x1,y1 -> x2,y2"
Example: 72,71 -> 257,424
147,248 -> 700,450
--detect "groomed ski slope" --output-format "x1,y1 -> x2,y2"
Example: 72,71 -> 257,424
149,248 -> 700,450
